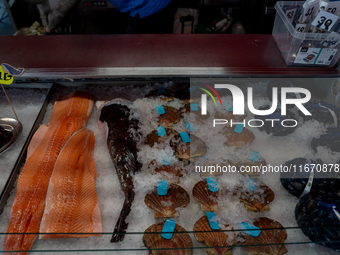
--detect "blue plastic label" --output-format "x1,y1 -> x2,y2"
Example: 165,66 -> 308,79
156,105 -> 165,115
185,123 -> 197,132
189,86 -> 197,92
249,151 -> 260,162
190,103 -> 199,111
162,155 -> 171,165
240,222 -> 261,237
180,132 -> 191,143
234,124 -> 244,133
161,219 -> 176,240
225,102 -> 233,111
207,177 -> 219,192
246,178 -> 257,191
158,87 -> 165,94
157,126 -> 166,136
157,180 -> 168,196
206,212 -> 220,230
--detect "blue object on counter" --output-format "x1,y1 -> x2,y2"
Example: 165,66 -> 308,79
207,177 -> 219,192
206,212 -> 220,230
157,126 -> 166,136
234,124 -> 244,133
161,219 -> 176,240
180,132 -> 191,143
240,222 -> 261,237
157,180 -> 168,196
156,105 -> 165,115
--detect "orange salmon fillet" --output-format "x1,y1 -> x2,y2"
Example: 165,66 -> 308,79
39,128 -> 102,239
3,91 -> 94,255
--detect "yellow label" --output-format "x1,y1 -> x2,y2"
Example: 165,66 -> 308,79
0,66 -> 13,85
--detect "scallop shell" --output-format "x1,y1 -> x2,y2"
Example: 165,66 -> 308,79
148,160 -> 186,180
143,222 -> 193,255
158,106 -> 181,127
221,126 -> 255,148
192,180 -> 219,212
238,182 -> 275,212
180,104 -> 210,120
145,128 -> 179,147
194,215 -> 235,255
145,183 -> 190,218
170,134 -> 207,162
239,217 -> 287,255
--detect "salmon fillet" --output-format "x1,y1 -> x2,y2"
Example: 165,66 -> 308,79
3,91 -> 94,255
39,128 -> 102,239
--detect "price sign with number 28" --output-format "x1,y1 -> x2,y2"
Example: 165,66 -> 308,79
311,10 -> 339,31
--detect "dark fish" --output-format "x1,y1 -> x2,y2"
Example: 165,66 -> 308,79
99,99 -> 142,243
311,127 -> 340,152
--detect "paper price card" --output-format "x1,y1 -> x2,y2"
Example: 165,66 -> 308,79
285,8 -> 297,24
325,1 -> 340,16
0,66 -> 13,85
301,2 -> 319,23
311,10 -> 339,31
295,23 -> 307,33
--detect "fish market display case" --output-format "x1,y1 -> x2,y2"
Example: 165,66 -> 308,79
1,34 -> 340,255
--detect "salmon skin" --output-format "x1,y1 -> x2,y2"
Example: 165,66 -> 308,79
39,128 -> 102,239
3,91 -> 94,255
98,99 -> 142,243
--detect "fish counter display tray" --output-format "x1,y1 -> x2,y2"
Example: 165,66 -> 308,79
0,81 -> 340,254
0,84 -> 54,215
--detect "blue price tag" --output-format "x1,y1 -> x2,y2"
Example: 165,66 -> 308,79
161,219 -> 176,240
180,132 -> 191,143
240,222 -> 261,237
246,178 -> 257,191
157,126 -> 166,136
206,212 -> 220,230
158,87 -> 165,94
185,123 -> 197,132
234,124 -> 244,133
189,86 -> 197,92
162,155 -> 171,165
225,102 -> 233,111
249,151 -> 260,162
156,105 -> 165,115
190,103 -> 199,111
157,180 -> 168,196
207,177 -> 219,192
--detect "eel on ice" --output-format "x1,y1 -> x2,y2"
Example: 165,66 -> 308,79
97,99 -> 142,243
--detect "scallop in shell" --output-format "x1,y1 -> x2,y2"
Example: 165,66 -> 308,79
158,106 -> 181,127
145,128 -> 179,147
170,134 -> 207,162
221,126 -> 255,148
148,160 -> 186,181
145,183 -> 190,218
143,222 -> 193,255
237,181 -> 275,212
239,217 -> 288,255
192,180 -> 220,212
194,215 -> 235,255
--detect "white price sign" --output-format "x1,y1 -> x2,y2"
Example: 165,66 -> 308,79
285,8 -> 297,23
295,23 -> 307,33
301,2 -> 319,23
311,10 -> 339,31
325,2 -> 340,16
